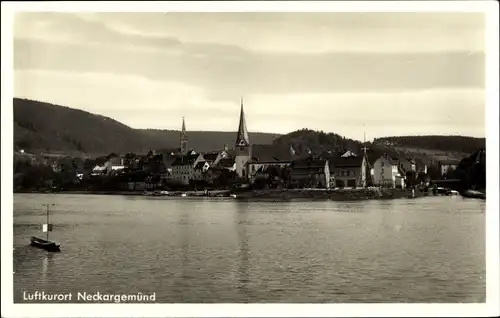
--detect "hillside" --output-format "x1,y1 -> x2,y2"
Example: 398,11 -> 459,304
13,99 -> 484,162
13,98 -> 280,155
273,128 -> 364,155
138,129 -> 281,154
273,129 -> 485,166
374,136 -> 485,155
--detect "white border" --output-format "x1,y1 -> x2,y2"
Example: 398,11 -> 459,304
1,1 -> 499,317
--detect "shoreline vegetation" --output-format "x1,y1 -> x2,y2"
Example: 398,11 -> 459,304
14,187 -> 485,201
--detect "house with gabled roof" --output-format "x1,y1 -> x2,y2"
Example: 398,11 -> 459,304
202,150 -> 229,167
372,154 -> 405,188
329,156 -> 367,188
289,156 -> 330,189
438,159 -> 460,177
216,157 -> 236,171
193,160 -> 210,181
170,153 -> 205,185
340,150 -> 357,158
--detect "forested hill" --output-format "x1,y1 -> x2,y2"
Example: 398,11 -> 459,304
13,98 -> 483,161
374,135 -> 485,154
272,129 -> 485,165
273,128 -> 364,155
13,98 -> 279,155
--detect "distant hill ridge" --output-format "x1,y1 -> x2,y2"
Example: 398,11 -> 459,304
13,98 -> 484,161
374,135 -> 485,155
13,98 -> 280,155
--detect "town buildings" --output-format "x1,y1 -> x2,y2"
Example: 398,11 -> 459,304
289,157 -> 330,189
372,155 -> 403,188
438,159 -> 460,177
170,153 -> 205,185
18,97 -> 473,192
329,156 -> 367,188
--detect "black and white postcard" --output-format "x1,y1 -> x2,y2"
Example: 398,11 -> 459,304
1,1 -> 499,317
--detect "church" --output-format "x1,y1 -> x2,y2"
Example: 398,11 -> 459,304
234,98 -> 252,179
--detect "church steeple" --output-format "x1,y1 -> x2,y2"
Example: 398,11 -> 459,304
235,97 -> 250,147
180,116 -> 188,154
234,97 -> 251,179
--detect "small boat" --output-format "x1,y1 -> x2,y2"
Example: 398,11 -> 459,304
433,187 -> 453,196
461,189 -> 486,200
30,236 -> 60,252
181,193 -> 187,197
30,204 -> 61,252
230,194 -> 237,198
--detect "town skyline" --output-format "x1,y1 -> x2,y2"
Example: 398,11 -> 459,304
14,12 -> 485,141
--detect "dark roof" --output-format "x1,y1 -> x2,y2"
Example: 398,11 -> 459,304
203,152 -> 219,162
251,144 -> 295,162
330,156 -> 364,169
194,161 -> 207,169
404,157 -> 416,164
377,155 -> 399,165
291,157 -> 327,169
171,154 -> 199,166
162,153 -> 180,168
248,156 -> 292,164
159,148 -> 180,155
439,159 -> 460,165
217,158 -> 235,168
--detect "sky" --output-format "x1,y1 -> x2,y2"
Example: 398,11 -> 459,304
13,12 -> 486,141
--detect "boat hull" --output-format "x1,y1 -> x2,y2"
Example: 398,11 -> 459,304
461,190 -> 486,200
30,236 -> 61,252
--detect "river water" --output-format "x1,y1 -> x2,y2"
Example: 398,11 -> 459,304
13,193 -> 485,303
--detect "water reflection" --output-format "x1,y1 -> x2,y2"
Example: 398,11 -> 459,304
178,206 -> 190,301
235,202 -> 250,300
41,252 -> 54,283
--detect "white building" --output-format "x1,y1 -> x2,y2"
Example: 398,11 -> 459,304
372,155 -> 405,188
170,153 -> 205,185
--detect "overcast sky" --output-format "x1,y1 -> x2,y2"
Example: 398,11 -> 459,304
14,12 -> 485,141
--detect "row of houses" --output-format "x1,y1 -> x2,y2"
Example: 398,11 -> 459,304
14,98 -> 463,190
121,148 -> 420,189
86,98 -> 463,190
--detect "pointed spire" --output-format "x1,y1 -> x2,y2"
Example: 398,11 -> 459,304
180,116 -> 188,155
235,97 -> 250,147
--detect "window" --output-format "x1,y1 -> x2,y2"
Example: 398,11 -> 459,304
240,147 -> 245,151
381,161 -> 384,167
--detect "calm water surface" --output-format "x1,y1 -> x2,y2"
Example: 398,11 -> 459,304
13,193 -> 485,303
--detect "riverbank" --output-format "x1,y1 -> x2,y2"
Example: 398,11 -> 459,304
234,188 -> 429,201
15,187 -> 481,201
14,189 -> 232,197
